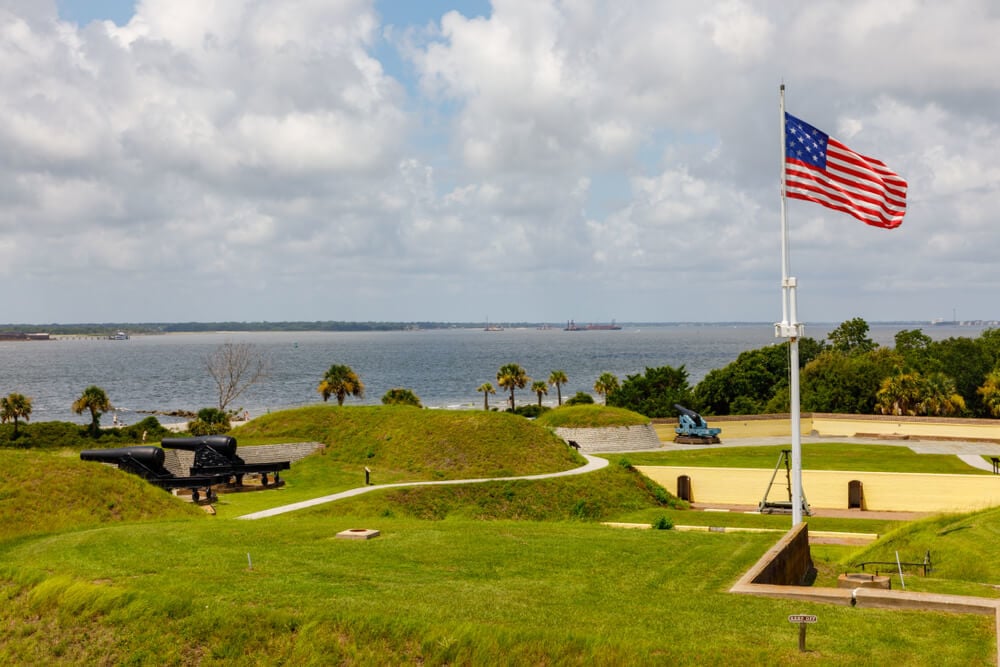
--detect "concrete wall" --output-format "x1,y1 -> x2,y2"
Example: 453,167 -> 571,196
731,522 -> 813,587
637,465 -> 1000,513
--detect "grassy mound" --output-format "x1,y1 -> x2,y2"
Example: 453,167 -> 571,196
302,460 -> 681,521
534,405 -> 649,428
845,506 -> 1000,590
233,405 -> 584,481
0,449 -> 203,542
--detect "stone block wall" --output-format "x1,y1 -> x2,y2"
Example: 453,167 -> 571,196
552,424 -> 661,453
162,441 -> 323,477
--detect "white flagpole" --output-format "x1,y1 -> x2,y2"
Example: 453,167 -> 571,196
776,84 -> 805,526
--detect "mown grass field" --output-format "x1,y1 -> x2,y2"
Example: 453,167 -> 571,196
0,405 -> 997,664
621,443 -> 996,474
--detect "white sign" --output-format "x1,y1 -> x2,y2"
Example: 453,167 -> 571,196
788,614 -> 817,624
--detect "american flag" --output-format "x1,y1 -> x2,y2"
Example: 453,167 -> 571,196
784,113 -> 907,229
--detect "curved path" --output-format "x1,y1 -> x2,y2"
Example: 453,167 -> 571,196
237,454 -> 609,520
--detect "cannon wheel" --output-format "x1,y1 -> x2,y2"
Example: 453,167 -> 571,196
191,489 -> 200,502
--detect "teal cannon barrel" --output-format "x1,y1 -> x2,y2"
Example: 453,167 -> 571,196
80,445 -> 166,469
161,435 -> 238,457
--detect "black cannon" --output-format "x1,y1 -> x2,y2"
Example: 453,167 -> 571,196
80,446 -> 229,501
161,435 -> 290,487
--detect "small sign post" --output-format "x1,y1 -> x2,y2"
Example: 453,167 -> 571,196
788,614 -> 817,652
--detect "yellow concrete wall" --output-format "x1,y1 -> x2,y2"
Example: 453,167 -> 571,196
653,414 -> 1000,442
637,465 -> 1000,513
653,418 -> 795,441
810,416 -> 1000,441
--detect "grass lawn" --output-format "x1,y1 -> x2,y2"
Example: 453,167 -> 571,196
3,406 -> 999,664
617,444 -> 995,474
0,516 -> 994,665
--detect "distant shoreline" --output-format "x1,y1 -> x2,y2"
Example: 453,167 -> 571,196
3,319 -> 995,338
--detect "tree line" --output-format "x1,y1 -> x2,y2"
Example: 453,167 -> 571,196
607,318 -> 1000,419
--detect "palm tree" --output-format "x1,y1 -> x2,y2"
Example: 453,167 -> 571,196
921,372 -> 965,416
875,373 -> 923,416
477,382 -> 496,410
497,363 -> 530,411
0,393 -> 32,439
593,372 -> 619,405
978,371 -> 1000,417
72,385 -> 113,437
532,380 -> 548,406
548,370 -> 568,406
318,364 -> 365,405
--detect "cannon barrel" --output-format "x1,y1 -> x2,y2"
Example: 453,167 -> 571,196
80,445 -> 165,468
161,435 -> 238,456
673,404 -> 701,420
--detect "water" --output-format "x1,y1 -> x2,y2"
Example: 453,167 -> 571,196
0,323 -> 987,426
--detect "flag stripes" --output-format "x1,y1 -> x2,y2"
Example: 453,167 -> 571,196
784,113 -> 907,229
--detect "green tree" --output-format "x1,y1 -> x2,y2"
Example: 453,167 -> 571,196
497,363 -> 530,411
318,365 -> 365,405
532,380 -> 548,406
801,348 -> 901,414
72,385 -> 113,437
893,329 -> 935,372
827,317 -> 877,355
927,337 -> 992,416
593,372 -> 620,405
381,388 -> 422,407
477,382 -> 496,411
977,371 -> 1000,417
0,392 -> 32,439
548,370 -> 568,406
610,365 -> 692,418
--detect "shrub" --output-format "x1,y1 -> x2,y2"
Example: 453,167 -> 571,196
381,388 -> 422,407
188,408 -> 231,436
511,404 -> 551,418
564,391 -> 594,406
653,515 -> 674,530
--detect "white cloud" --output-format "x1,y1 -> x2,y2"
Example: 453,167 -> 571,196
2,1 -> 1000,323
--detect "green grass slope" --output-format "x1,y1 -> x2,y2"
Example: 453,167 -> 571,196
534,404 -> 649,428
0,449 -> 203,542
233,405 -> 585,482
300,460 -> 681,521
843,506 -> 1000,596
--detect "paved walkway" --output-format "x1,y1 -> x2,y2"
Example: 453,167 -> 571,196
237,454 -> 609,520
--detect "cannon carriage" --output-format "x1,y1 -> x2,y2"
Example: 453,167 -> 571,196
672,404 -> 722,444
80,435 -> 291,502
80,446 -> 229,501
161,435 -> 290,487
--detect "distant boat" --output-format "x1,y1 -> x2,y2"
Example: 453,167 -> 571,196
585,320 -> 622,331
109,331 -> 130,340
484,318 -> 504,332
565,319 -> 621,331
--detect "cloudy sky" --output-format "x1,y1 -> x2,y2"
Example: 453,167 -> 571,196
3,1 -> 998,325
